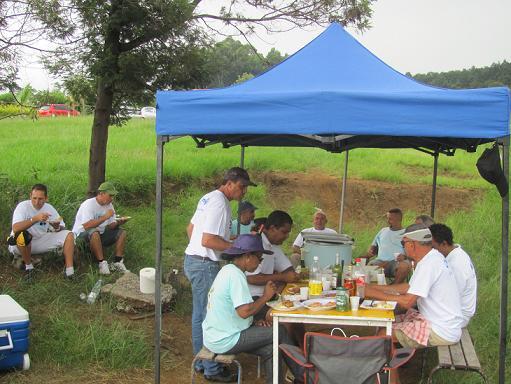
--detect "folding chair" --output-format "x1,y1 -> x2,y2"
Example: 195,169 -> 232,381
279,332 -> 414,384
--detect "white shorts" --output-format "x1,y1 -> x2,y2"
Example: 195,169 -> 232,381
8,230 -> 72,256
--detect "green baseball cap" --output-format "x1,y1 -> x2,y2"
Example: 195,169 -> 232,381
98,181 -> 118,196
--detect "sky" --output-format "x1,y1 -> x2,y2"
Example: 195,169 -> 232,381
18,0 -> 511,90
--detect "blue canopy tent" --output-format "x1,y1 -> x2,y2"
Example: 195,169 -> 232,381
154,23 -> 510,384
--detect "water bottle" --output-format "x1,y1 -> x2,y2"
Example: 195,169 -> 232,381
87,279 -> 103,304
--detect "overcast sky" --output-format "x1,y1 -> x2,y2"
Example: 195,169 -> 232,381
19,0 -> 511,90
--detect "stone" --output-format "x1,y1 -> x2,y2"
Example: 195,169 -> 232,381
101,271 -> 176,313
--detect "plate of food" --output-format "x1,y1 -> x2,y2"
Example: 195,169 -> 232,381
115,215 -> 132,220
284,284 -> 301,295
321,290 -> 337,298
267,299 -> 303,312
302,298 -> 336,311
360,300 -> 397,311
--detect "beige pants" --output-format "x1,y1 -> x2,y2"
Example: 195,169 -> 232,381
394,328 -> 455,349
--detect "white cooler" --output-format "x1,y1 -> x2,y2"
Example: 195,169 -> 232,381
0,295 -> 30,371
302,232 -> 354,269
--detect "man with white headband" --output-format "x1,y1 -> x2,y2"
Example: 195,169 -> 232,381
365,223 -> 464,381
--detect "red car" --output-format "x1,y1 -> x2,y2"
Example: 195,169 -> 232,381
38,104 -> 80,117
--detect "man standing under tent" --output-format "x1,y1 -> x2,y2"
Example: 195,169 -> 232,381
184,167 -> 256,383
430,223 -> 477,327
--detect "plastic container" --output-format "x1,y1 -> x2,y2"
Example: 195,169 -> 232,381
0,295 -> 30,371
308,256 -> 322,296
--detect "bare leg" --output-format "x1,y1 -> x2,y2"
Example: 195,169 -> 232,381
63,232 -> 74,268
89,231 -> 104,261
17,244 -> 32,266
394,263 -> 411,284
115,229 -> 126,257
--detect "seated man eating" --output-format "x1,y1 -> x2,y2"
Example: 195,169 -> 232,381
365,224 -> 464,383
202,234 -> 298,384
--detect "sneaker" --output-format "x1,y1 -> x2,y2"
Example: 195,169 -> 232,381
111,259 -> 129,273
63,272 -> 77,281
98,260 -> 110,275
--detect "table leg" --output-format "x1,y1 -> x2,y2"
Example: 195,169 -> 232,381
386,321 -> 392,336
273,316 -> 279,384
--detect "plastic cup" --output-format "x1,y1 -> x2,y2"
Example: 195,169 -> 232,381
300,287 -> 309,300
322,278 -> 331,292
377,273 -> 386,285
350,296 -> 360,311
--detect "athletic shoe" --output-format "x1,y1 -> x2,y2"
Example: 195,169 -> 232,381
98,260 -> 111,275
111,259 -> 129,273
63,272 -> 77,281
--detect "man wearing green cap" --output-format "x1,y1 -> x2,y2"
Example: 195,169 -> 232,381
72,181 -> 129,275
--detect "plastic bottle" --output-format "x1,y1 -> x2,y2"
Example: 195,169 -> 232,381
308,256 -> 322,296
331,253 -> 344,288
87,279 -> 103,304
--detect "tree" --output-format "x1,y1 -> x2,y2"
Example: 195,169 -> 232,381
27,0 -> 375,194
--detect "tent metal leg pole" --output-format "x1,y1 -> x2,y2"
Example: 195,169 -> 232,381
154,137 -> 165,384
237,145 -> 245,235
338,150 -> 349,233
431,152 -> 439,219
499,136 -> 509,384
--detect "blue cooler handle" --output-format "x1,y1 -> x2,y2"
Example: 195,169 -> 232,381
0,330 -> 13,351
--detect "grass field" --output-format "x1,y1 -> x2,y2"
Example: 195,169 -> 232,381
0,115 -> 509,383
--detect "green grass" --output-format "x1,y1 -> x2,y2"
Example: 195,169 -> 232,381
0,116 -> 508,383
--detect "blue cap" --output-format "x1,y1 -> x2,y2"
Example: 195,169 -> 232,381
221,234 -> 273,260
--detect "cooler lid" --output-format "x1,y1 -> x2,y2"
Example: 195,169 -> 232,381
302,232 -> 354,245
0,295 -> 29,323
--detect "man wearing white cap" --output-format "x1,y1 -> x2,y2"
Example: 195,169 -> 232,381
365,223 -> 464,350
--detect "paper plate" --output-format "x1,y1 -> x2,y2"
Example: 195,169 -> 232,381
360,300 -> 397,311
302,298 -> 336,311
267,300 -> 303,312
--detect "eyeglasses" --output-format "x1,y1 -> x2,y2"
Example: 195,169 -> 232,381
400,240 -> 413,247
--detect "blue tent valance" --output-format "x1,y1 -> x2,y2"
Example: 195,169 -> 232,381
156,23 -> 510,140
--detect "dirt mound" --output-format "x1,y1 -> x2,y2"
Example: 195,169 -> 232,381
257,170 -> 481,228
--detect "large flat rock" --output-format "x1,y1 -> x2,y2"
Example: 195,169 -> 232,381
102,271 -> 176,313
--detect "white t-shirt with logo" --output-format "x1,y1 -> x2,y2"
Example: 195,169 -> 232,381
408,249 -> 464,342
246,233 -> 293,297
11,200 -> 65,239
72,197 -> 116,236
293,227 -> 337,248
185,190 -> 231,261
446,246 -> 477,327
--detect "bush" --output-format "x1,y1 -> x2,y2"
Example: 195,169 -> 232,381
0,103 -> 33,118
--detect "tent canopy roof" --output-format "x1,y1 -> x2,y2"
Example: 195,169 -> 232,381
156,23 -> 510,151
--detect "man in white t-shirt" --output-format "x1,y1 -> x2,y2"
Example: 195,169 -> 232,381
364,208 -> 411,284
72,181 -> 129,275
290,209 -> 337,268
365,224 -> 464,383
8,184 -> 75,281
184,167 -> 256,383
230,201 -> 257,239
430,223 -> 477,327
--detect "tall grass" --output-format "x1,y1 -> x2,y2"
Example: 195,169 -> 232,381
0,116 -> 508,382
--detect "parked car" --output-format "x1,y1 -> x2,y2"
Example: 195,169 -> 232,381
125,107 -> 143,118
38,104 -> 80,117
141,106 -> 156,118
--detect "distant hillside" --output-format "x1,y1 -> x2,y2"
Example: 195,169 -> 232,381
408,61 -> 511,89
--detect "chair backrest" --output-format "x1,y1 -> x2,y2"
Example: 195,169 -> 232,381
304,332 -> 392,384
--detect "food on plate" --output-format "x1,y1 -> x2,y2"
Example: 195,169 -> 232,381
309,301 -> 322,308
282,300 -> 294,308
285,284 -> 300,294
308,301 -> 335,308
374,301 -> 394,310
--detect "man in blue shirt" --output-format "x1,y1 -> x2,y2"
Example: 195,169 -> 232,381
364,208 -> 411,284
230,201 -> 257,238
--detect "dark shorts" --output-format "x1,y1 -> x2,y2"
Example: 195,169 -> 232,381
252,296 -> 272,321
77,228 -> 123,247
